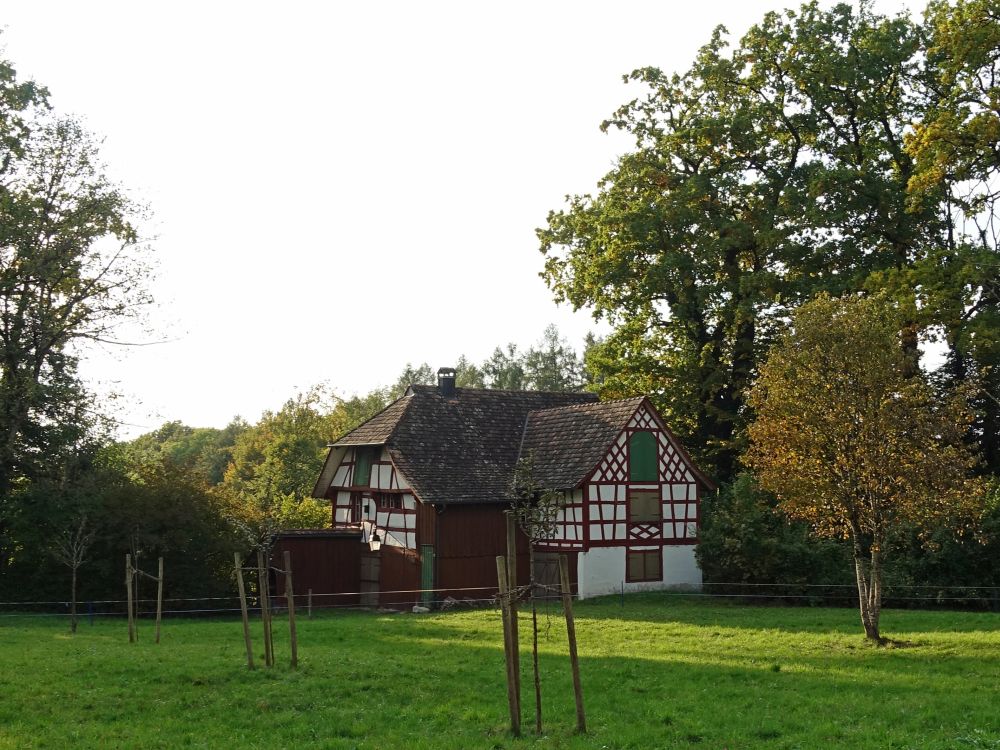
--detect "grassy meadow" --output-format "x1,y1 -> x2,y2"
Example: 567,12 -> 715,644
0,595 -> 997,749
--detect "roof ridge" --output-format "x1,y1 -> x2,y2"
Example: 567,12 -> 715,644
527,394 -> 646,415
408,384 -> 598,398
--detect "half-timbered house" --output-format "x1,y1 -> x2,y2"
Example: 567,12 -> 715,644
274,368 -> 713,607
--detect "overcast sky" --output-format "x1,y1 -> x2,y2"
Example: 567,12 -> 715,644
2,0 -> 925,438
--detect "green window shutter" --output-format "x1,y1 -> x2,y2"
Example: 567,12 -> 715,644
354,447 -> 374,487
629,431 -> 658,482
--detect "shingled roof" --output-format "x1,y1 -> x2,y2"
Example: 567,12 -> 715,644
519,396 -> 646,489
323,385 -> 710,504
334,396 -> 412,446
330,386 -> 596,504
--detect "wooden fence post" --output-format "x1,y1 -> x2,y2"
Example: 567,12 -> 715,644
284,550 -> 298,669
155,556 -> 164,644
559,555 -> 586,734
496,556 -> 521,737
234,553 -> 254,669
125,554 -> 135,643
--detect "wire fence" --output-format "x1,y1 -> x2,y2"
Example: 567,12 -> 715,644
1,580 -> 999,621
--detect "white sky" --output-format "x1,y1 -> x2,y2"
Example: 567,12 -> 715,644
2,0 -> 926,438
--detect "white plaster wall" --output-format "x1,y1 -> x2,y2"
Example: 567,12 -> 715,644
661,546 -> 702,587
331,464 -> 350,487
576,545 -> 702,599
576,547 -> 624,598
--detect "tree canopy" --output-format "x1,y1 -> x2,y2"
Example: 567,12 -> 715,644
539,0 -> 998,480
0,50 -> 154,583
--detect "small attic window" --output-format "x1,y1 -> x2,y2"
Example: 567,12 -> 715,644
628,431 -> 658,482
353,446 -> 378,487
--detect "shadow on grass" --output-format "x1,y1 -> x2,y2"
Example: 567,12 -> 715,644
564,592 -> 1000,636
316,613 -> 1000,749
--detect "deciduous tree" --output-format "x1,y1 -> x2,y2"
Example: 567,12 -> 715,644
746,295 -> 984,642
221,389 -> 333,546
51,513 -> 96,633
1,115 -> 151,495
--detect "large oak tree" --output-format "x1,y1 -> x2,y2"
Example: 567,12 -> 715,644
0,52 -> 153,569
539,1 -> 991,480
906,0 -> 1000,473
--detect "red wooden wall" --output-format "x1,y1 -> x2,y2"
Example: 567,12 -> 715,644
434,504 -> 530,602
272,531 -> 362,608
377,546 -> 422,607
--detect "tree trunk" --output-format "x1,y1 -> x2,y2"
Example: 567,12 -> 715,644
900,321 -> 920,379
70,565 -> 78,634
851,536 -> 884,644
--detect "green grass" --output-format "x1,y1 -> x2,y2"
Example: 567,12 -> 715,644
0,596 -> 998,749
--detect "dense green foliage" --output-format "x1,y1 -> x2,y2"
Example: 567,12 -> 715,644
0,447 -> 237,603
399,324 -> 586,393
126,420 -> 247,486
0,598 -> 996,748
908,0 -> 1000,474
540,0 -> 999,482
696,474 -> 853,594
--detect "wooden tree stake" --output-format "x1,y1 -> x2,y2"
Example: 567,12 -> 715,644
234,553 -> 254,669
559,555 -> 586,733
125,554 -> 135,643
154,556 -> 164,644
264,556 -> 275,664
257,550 -> 273,667
496,556 -> 521,737
284,550 -> 298,669
506,513 -> 521,719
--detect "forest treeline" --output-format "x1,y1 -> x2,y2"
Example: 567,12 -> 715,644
3,1 -> 1000,609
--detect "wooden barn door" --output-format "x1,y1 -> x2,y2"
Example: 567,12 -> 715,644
360,552 -> 380,606
533,552 -> 560,599
533,551 -> 577,600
